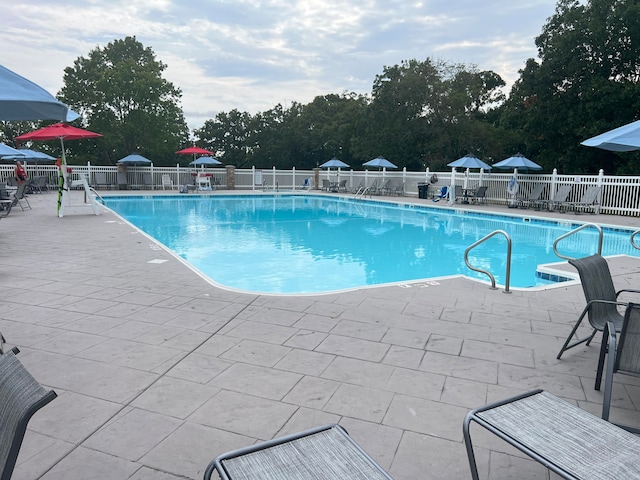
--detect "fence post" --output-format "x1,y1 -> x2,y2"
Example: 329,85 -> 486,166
597,169 -> 604,214
551,168 -> 558,200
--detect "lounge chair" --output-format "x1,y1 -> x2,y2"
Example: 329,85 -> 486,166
161,174 -> 175,190
464,389 -> 640,480
0,350 -> 57,480
596,302 -> 640,431
540,184 -> 572,211
142,173 -> 153,190
565,185 -> 601,214
383,180 -> 403,196
12,183 -> 30,211
556,254 -> 640,359
453,185 -> 464,203
94,172 -> 114,190
470,185 -> 487,204
204,424 -> 393,480
517,183 -> 545,209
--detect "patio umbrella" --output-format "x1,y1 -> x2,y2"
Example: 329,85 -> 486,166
1,148 -> 55,162
363,156 -> 397,169
0,143 -> 25,157
176,146 -> 215,164
581,120 -> 640,152
0,64 -> 78,121
493,153 -> 542,172
189,156 -> 221,167
117,154 -> 152,165
320,158 -> 349,169
447,154 -> 492,170
16,123 -> 102,215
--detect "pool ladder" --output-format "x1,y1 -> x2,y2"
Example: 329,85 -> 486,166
552,223 -> 603,260
464,230 -> 512,293
631,230 -> 640,250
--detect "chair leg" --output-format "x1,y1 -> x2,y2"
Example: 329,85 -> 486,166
601,322 -> 617,421
557,308 -> 591,359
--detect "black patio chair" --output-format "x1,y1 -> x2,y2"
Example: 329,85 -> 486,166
557,254 -> 640,359
203,424 -> 393,480
596,302 -> 640,431
470,185 -> 487,204
0,350 -> 56,480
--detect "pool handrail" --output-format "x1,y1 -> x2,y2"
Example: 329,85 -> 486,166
464,229 -> 512,293
631,230 -> 640,250
553,223 -> 603,260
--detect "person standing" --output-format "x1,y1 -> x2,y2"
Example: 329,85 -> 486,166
14,161 -> 27,184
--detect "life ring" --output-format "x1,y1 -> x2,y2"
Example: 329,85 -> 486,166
430,174 -> 438,184
507,177 -> 519,196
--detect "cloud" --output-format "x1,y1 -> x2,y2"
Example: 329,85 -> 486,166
1,0 -> 557,131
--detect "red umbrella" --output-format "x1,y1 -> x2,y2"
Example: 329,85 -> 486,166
16,122 -> 102,160
176,146 -> 214,156
16,123 -> 102,216
176,146 -> 215,164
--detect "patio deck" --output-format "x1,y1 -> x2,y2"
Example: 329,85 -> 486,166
2,190 -> 640,480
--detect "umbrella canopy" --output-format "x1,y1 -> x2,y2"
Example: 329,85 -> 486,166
0,143 -> 25,157
581,120 -> 640,152
447,154 -> 492,170
0,64 -> 78,121
493,153 -> 542,171
363,156 -> 397,169
189,156 -> 221,166
320,158 -> 349,168
176,146 -> 215,156
2,148 -> 55,162
117,154 -> 152,165
16,123 -> 102,143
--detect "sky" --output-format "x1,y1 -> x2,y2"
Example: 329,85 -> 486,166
2,0 -> 558,133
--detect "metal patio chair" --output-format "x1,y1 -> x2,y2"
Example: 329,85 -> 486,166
0,350 -> 57,480
204,424 -> 393,480
596,302 -> 640,431
557,254 -> 640,359
464,389 -> 640,480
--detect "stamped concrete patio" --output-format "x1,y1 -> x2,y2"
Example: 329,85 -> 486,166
2,190 -> 640,480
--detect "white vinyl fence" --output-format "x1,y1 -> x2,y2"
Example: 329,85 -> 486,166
3,163 -> 640,216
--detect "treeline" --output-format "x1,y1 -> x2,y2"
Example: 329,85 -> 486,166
3,0 -> 640,174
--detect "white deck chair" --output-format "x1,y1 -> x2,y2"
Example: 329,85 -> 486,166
162,174 -> 175,190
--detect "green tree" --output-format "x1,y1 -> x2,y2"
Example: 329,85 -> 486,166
58,36 -> 189,165
354,58 -> 505,171
500,0 -> 640,174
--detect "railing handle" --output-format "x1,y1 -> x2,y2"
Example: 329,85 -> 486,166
553,223 -> 603,260
464,229 -> 512,293
631,230 -> 640,250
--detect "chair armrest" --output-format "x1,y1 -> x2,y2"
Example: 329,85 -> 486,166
616,289 -> 640,299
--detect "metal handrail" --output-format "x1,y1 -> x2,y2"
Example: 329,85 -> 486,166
88,187 -> 106,205
464,229 -> 512,293
553,223 -> 603,260
631,230 -> 640,250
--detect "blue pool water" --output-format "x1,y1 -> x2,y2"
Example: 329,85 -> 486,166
103,194 -> 639,294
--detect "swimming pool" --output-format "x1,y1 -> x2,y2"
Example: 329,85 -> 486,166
103,194 -> 639,294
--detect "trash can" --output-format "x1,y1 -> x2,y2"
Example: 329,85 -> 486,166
418,183 -> 429,199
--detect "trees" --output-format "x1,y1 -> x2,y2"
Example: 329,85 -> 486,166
499,0 -> 640,174
355,58 -> 505,170
58,36 -> 189,165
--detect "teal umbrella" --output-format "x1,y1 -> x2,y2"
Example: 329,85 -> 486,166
117,154 -> 152,165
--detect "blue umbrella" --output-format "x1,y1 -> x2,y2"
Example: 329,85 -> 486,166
581,120 -> 640,152
0,143 -> 25,157
189,156 -> 222,166
493,153 -> 542,171
447,153 -> 492,170
0,64 -> 79,121
320,158 -> 349,169
2,148 -> 55,162
117,154 -> 152,165
363,156 -> 397,169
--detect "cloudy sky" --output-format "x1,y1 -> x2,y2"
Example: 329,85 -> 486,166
3,0 -> 557,132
